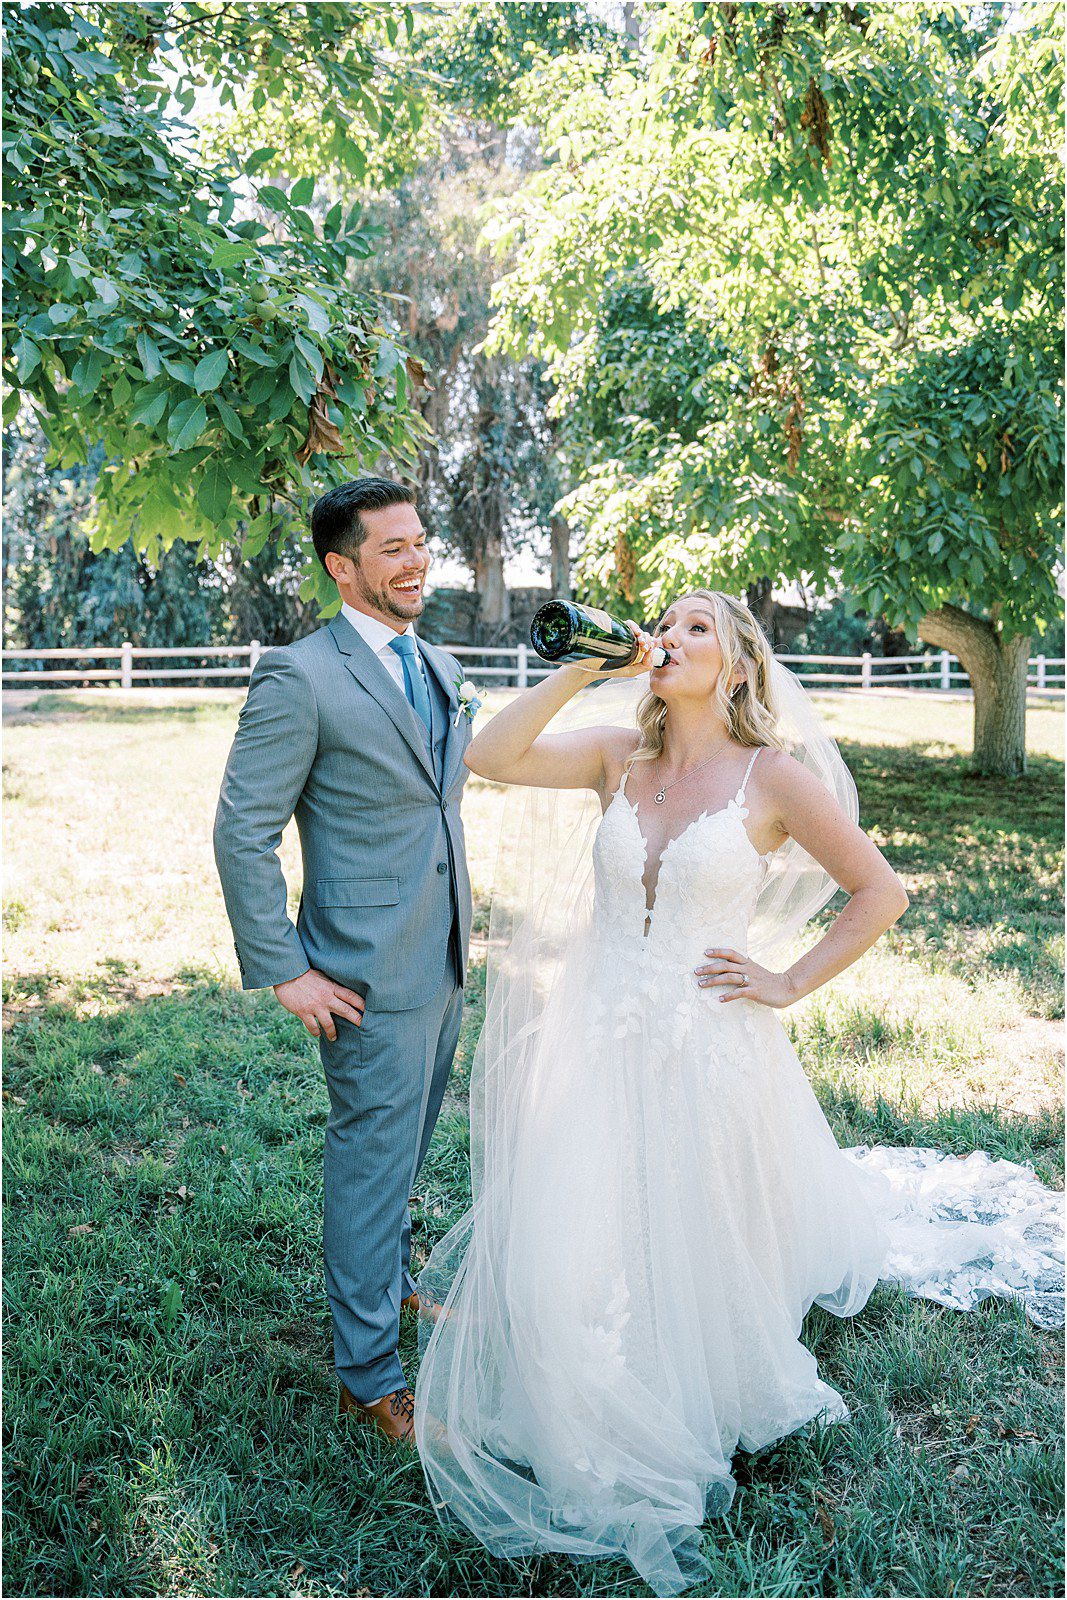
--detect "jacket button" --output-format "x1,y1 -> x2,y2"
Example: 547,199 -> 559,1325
437,862 -> 448,874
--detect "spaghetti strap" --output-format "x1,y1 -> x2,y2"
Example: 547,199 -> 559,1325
737,747 -> 761,801
617,739 -> 645,802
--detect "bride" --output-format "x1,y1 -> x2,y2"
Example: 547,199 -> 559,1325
414,590 -> 1062,1595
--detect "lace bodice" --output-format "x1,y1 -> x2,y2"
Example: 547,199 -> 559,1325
592,751 -> 770,969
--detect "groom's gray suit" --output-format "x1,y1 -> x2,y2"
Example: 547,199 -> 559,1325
214,612 -> 472,1403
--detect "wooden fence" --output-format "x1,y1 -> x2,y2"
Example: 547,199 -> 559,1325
1,643 -> 1064,694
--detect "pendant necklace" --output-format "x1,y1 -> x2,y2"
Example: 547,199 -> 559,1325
654,738 -> 731,804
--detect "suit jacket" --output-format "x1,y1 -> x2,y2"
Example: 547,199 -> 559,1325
213,614 -> 473,1012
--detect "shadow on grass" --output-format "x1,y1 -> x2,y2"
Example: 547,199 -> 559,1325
837,742 -> 1064,1016
4,691 -> 242,726
3,973 -> 1064,1598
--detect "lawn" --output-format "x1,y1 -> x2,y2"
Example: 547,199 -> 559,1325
3,688 -> 1064,1599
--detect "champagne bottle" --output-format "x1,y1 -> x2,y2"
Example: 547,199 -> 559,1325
529,600 -> 669,670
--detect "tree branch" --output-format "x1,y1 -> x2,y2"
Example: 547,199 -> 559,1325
809,225 -> 827,287
162,1 -> 241,39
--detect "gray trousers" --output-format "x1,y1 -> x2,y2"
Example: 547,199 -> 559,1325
319,950 -> 463,1403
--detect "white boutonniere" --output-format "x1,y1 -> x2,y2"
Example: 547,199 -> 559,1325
453,676 -> 483,727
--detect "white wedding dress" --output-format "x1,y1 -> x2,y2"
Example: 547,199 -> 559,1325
415,752 -> 1063,1595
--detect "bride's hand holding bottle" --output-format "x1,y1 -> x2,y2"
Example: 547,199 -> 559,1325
464,623 -> 656,794
575,622 -> 661,678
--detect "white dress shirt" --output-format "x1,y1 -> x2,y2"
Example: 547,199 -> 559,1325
340,602 -> 431,701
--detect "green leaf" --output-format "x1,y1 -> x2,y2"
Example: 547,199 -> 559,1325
162,356 -> 196,386
213,394 -> 245,439
90,275 -> 120,307
268,382 -> 296,421
293,333 -> 324,380
339,140 -> 367,182
167,396 -> 208,451
291,174 -> 314,207
193,348 -> 229,393
246,371 -> 276,406
210,240 -> 256,270
230,335 -> 276,367
136,331 -> 161,379
197,457 -> 232,521
241,518 -> 272,559
129,387 -> 168,428
294,295 -> 330,336
47,303 -> 77,325
244,146 -> 278,175
70,348 -> 106,395
13,335 -> 42,381
288,354 -> 316,403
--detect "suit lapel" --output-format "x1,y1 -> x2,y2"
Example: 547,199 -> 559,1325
420,640 -> 466,791
328,615 -> 438,787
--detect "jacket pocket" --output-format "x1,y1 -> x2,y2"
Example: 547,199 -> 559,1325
313,877 -> 400,908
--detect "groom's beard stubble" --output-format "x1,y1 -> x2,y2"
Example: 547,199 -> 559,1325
352,556 -> 428,625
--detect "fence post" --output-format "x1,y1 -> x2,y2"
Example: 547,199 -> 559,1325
861,652 -> 872,690
516,641 -> 528,690
249,639 -> 262,673
120,641 -> 133,690
1036,654 -> 1046,691
940,651 -> 951,691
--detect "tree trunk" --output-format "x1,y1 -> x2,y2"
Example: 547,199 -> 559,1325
917,604 -> 1030,777
472,545 -> 510,633
550,513 -> 571,598
746,578 -> 775,643
622,2 -> 640,49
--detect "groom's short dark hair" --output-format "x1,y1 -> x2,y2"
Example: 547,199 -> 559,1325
311,477 -> 417,568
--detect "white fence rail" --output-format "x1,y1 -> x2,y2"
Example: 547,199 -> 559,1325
1,643 -> 1064,694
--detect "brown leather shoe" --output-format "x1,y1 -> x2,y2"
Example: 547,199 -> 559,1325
401,1290 -> 449,1324
338,1383 -> 416,1444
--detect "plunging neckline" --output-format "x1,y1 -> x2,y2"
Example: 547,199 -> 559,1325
608,787 -> 770,928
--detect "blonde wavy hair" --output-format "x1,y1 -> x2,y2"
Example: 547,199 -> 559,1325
631,589 -> 785,763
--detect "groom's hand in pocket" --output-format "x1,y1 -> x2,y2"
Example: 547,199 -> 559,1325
273,969 -> 365,1040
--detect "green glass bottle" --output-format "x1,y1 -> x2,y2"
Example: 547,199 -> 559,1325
529,600 -> 669,670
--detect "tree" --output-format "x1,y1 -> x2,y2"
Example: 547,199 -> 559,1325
486,1 -> 1064,775
2,417 -> 227,655
213,2 -> 618,627
350,158 -> 568,633
2,2 -> 430,612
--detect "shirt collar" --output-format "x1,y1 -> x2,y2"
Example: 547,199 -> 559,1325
340,601 -> 416,657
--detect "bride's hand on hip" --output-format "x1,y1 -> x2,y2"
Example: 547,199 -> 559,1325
695,948 -> 797,1008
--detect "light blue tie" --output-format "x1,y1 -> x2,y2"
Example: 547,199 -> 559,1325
387,633 -> 432,737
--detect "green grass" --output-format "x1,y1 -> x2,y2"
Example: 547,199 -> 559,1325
3,689 -> 1063,1598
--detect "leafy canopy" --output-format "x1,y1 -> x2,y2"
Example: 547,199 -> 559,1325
485,1 -> 1064,635
3,2 -> 432,607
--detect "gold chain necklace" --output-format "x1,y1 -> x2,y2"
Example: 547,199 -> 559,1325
654,738 -> 731,804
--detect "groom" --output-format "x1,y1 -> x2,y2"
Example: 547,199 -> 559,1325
214,476 -> 473,1444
